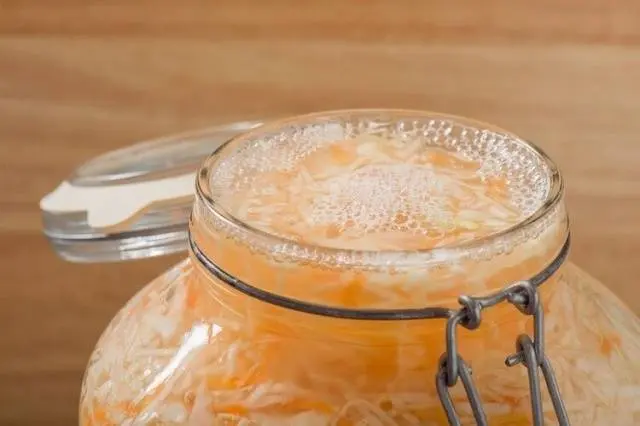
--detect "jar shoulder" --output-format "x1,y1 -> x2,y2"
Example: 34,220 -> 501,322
79,260 -> 640,425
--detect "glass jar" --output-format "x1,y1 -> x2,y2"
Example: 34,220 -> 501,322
42,111 -> 640,425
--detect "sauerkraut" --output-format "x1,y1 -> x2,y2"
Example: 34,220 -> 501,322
80,115 -> 640,425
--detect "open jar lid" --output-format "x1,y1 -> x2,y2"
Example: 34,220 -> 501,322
40,121 -> 265,263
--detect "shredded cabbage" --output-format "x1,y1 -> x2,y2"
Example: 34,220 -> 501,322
80,134 -> 640,425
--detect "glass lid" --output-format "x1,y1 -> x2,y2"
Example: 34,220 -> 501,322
40,121 -> 265,263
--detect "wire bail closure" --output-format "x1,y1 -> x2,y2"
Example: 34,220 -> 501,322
190,224 -> 572,425
436,281 -> 571,426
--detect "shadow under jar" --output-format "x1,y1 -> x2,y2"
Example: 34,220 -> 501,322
79,111 -> 640,425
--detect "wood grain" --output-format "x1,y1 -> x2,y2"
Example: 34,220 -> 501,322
1,2 -> 639,424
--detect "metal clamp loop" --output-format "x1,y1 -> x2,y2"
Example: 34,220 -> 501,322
504,283 -> 570,426
436,354 -> 488,426
437,281 -> 571,426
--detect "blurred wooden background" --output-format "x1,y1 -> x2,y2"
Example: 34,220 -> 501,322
1,1 -> 639,424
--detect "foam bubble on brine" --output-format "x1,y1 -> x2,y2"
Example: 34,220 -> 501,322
308,163 -> 454,232
211,132 -> 544,251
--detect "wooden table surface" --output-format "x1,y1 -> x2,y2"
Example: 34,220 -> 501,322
1,1 -> 639,424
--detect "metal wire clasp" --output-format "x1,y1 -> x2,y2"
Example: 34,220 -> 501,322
436,281 -> 571,426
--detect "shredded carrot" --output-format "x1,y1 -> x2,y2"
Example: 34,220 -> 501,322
600,333 -> 622,356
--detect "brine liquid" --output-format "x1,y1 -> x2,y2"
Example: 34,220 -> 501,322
215,134 -> 527,251
80,130 -> 640,425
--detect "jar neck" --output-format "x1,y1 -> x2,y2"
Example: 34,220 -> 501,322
186,234 -> 568,347
188,192 -> 569,319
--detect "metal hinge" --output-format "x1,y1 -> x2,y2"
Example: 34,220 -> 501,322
436,281 -> 571,426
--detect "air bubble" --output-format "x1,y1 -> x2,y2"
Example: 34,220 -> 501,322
208,117 -> 551,253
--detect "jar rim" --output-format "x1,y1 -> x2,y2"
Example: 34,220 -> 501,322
195,109 -> 564,268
